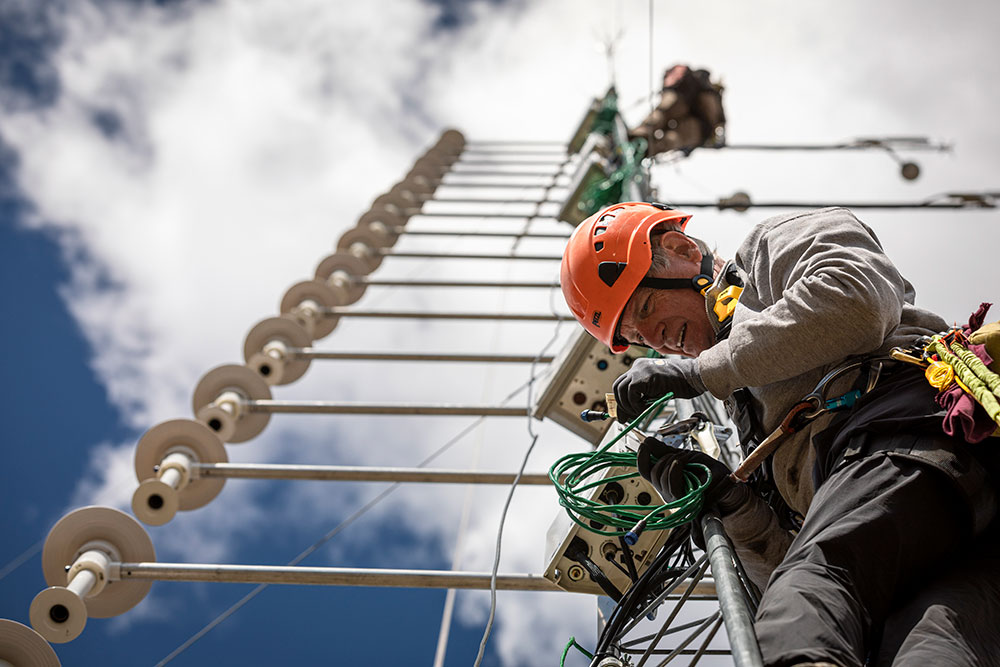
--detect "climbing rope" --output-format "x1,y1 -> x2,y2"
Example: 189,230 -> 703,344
927,334 -> 1000,427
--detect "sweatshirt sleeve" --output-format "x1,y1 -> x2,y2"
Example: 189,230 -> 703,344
698,208 -> 908,398
720,493 -> 794,591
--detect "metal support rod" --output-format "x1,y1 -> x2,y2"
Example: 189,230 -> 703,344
116,564 -> 563,591
667,199 -> 997,210
705,138 -> 950,152
318,308 -> 567,321
115,563 -> 719,596
427,198 -> 564,206
700,513 -> 764,667
193,463 -> 552,485
293,350 -> 555,363
460,149 -> 568,157
453,160 -> 568,167
393,229 -> 569,240
464,140 -> 566,147
355,279 -> 559,289
447,170 -> 567,178
376,250 -> 561,261
437,181 -> 568,190
412,212 -> 559,220
246,401 -> 530,416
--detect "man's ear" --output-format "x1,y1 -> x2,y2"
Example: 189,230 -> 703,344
654,230 -> 702,262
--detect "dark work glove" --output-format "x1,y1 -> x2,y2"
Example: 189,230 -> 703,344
612,357 -> 707,424
636,436 -> 748,517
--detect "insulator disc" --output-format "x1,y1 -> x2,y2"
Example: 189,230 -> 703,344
405,162 -> 446,183
314,252 -> 370,304
336,228 -> 384,272
191,364 -> 272,443
40,507 -> 154,619
133,419 -> 227,510
243,315 -> 312,385
0,619 -> 61,666
372,189 -> 420,214
280,279 -> 346,338
438,128 -> 465,148
358,206 -> 406,233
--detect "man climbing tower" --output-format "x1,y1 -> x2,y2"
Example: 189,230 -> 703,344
559,201 -> 1000,666
630,65 -> 726,157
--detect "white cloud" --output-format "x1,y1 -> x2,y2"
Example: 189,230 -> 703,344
4,0 -> 1000,664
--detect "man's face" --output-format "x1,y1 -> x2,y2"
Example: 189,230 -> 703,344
617,234 -> 715,358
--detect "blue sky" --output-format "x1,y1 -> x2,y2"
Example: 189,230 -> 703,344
1,1 -> 999,666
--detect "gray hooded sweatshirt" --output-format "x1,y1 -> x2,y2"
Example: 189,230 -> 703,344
695,207 -> 947,588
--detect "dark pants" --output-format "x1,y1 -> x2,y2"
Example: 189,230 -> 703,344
754,449 -> 1000,667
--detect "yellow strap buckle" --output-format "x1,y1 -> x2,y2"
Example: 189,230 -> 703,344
713,285 -> 743,323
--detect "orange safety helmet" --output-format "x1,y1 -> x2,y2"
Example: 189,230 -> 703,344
560,202 -> 712,352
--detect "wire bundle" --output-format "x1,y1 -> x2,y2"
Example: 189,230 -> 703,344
548,394 -> 712,538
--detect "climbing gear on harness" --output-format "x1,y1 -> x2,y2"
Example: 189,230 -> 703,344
926,334 -> 1000,429
561,202 -> 708,352
730,357 -> 889,482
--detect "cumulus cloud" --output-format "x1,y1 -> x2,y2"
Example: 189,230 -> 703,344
3,0 -> 1000,664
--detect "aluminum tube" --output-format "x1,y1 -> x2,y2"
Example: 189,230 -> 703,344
700,514 -> 764,667
377,250 -> 561,260
246,401 -> 528,416
116,564 -> 563,591
657,200 -> 993,210
395,229 -> 569,239
453,160 -> 566,167
318,308 -> 567,321
116,564 -> 717,595
294,351 -> 555,363
193,463 -> 552,485
410,212 -> 559,219
66,569 -> 97,599
437,182 -> 568,189
356,279 -> 559,289
448,170 -> 564,178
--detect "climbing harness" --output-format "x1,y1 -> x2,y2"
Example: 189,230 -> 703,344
730,357 -> 888,482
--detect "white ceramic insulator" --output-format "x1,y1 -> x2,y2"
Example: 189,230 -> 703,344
29,587 -> 87,644
263,339 -> 288,361
349,241 -> 373,260
67,548 -> 114,599
215,391 -> 244,419
132,478 -> 179,525
159,450 -> 193,490
329,270 -> 351,289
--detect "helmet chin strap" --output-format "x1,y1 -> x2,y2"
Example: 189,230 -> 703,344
637,250 -> 716,296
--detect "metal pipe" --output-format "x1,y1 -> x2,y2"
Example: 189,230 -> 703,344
376,250 -> 561,260
411,212 -> 560,220
669,199 -> 996,210
116,564 -> 564,591
453,160 -> 567,167
318,308 -> 567,321
460,149 -> 568,157
706,138 -> 950,152
115,563 -> 718,596
246,401 -> 529,417
437,181 -> 568,189
356,279 -> 559,289
193,463 -> 552,485
425,198 -> 564,206
447,170 -> 566,178
393,229 -> 569,239
464,140 -> 566,147
293,351 -> 555,363
700,514 -> 764,667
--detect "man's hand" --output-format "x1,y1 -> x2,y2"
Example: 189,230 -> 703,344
612,357 -> 707,423
636,436 -> 747,516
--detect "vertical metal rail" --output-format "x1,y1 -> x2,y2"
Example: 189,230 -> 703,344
700,514 -> 764,667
